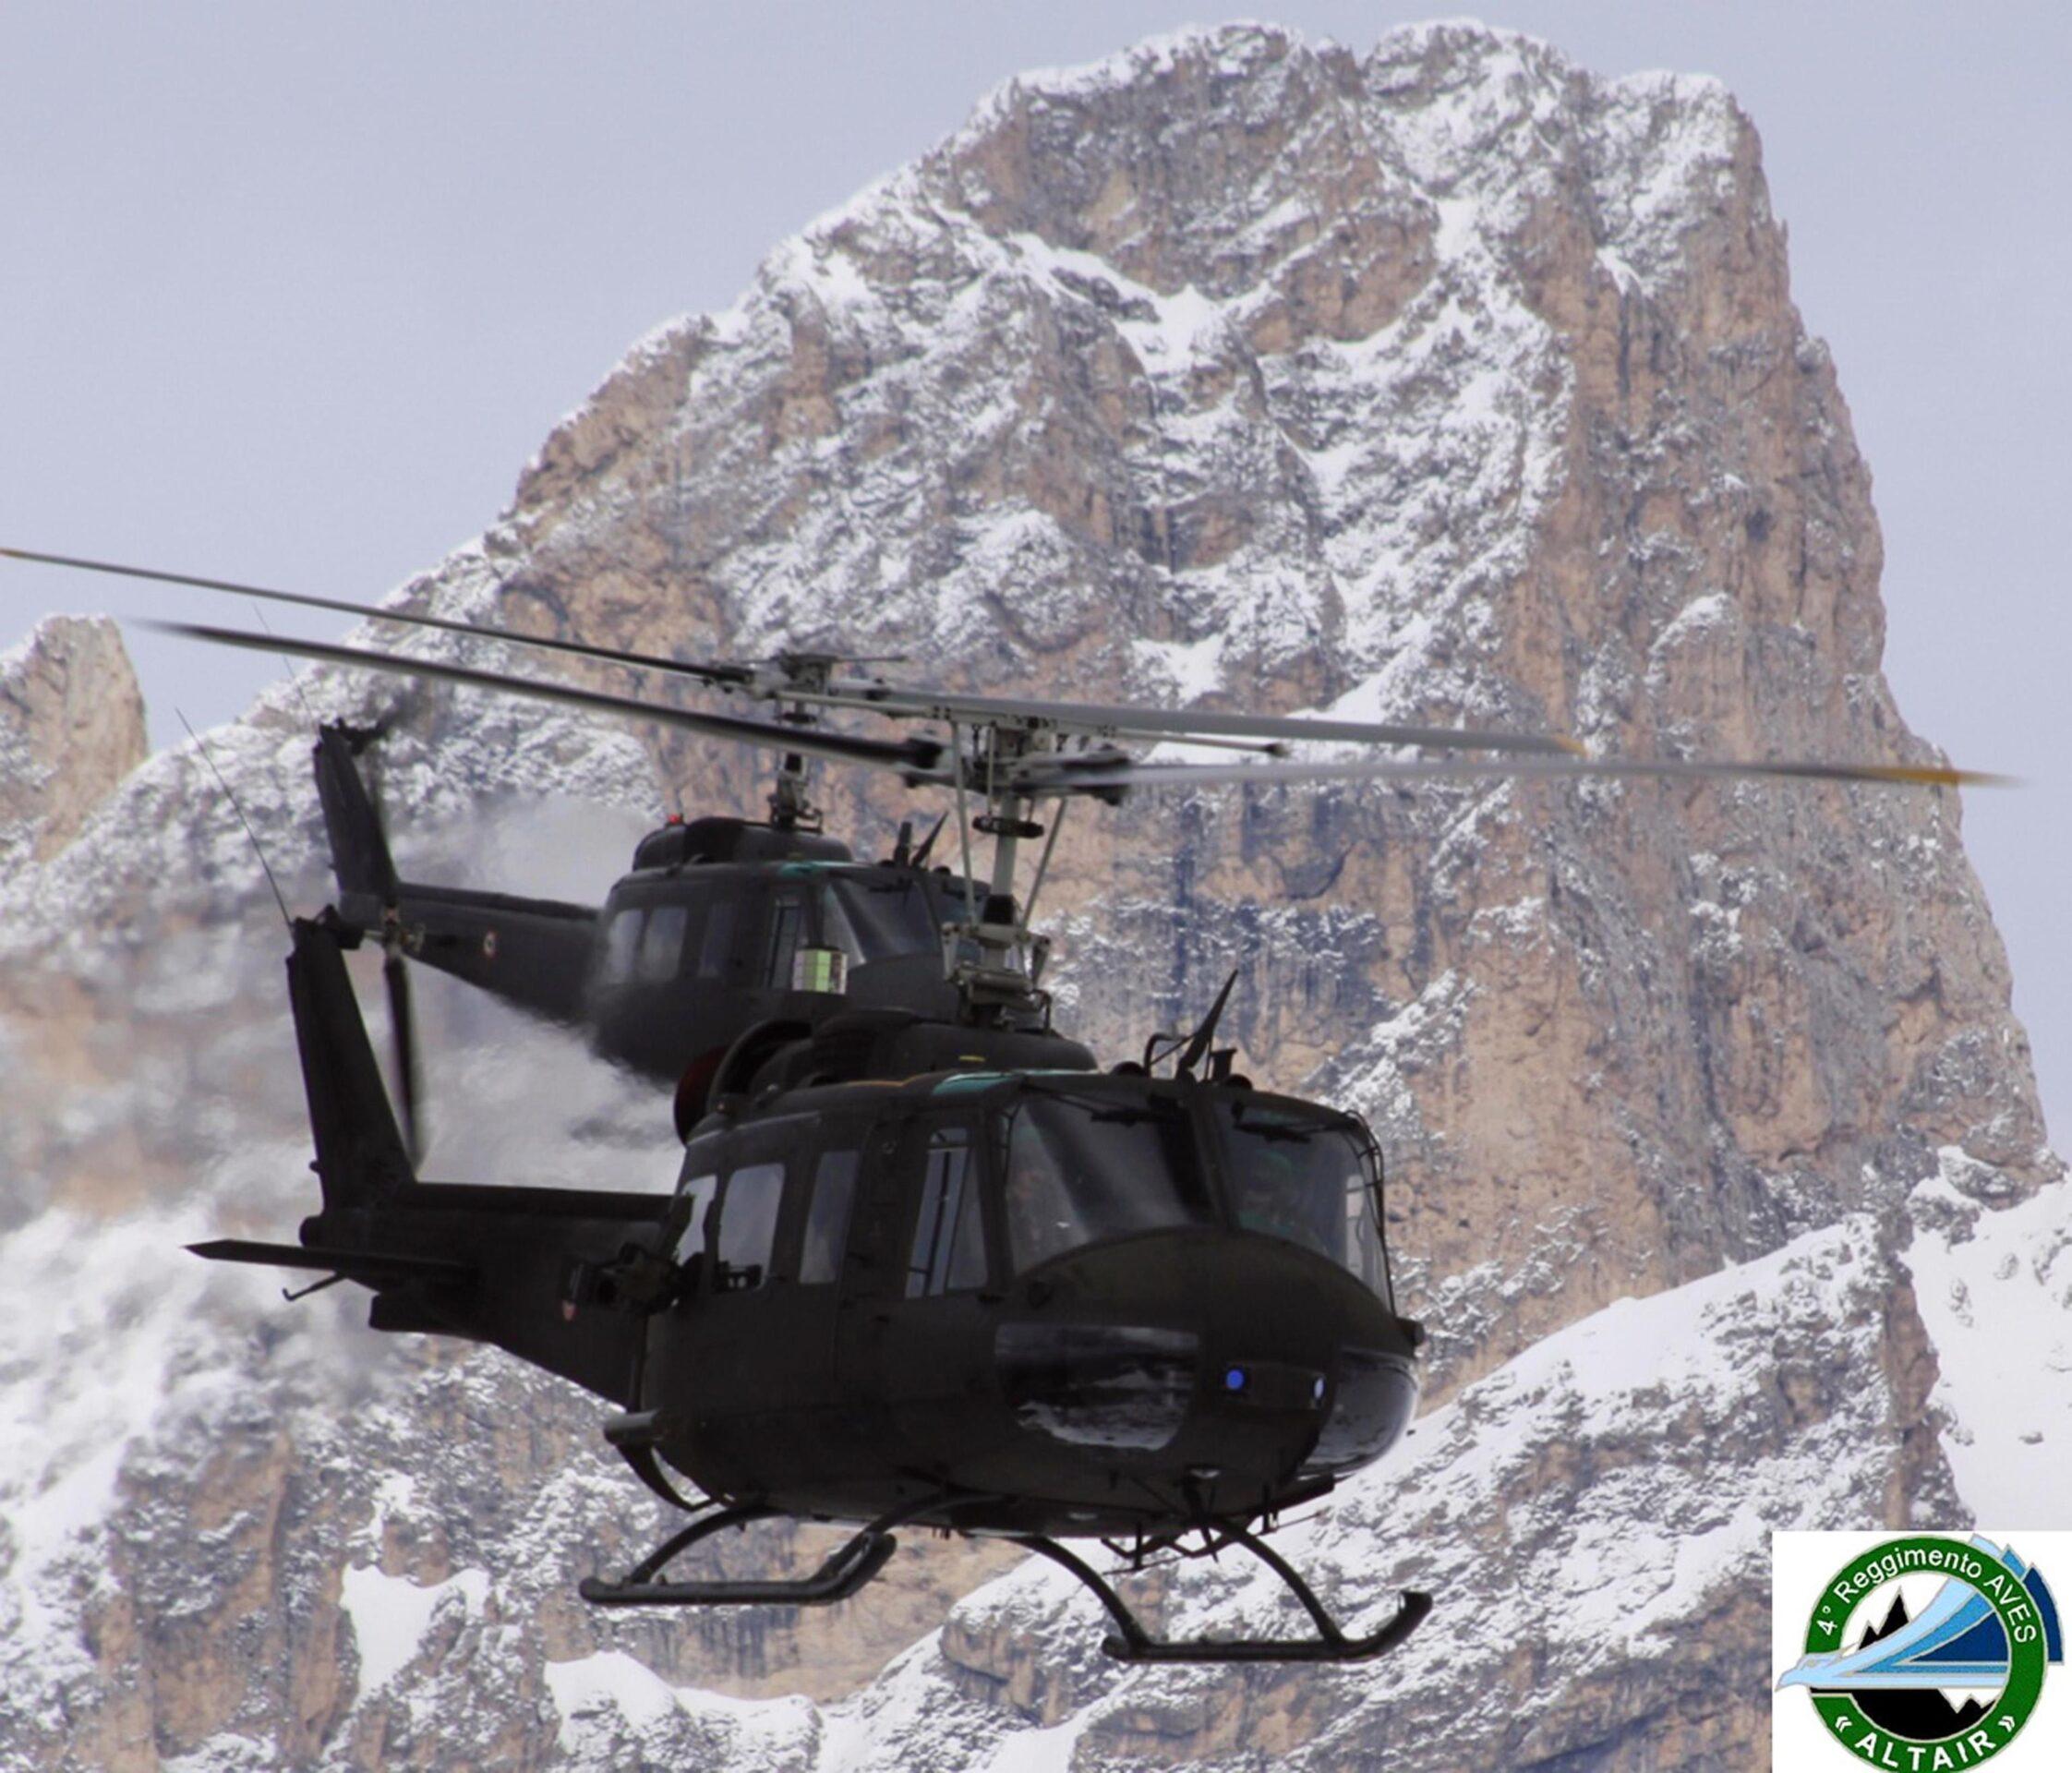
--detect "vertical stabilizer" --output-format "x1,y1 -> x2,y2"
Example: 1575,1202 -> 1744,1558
313,724 -> 399,919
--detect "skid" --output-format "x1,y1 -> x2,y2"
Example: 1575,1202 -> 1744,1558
579,1493 -> 941,1610
1013,1524 -> 1432,1665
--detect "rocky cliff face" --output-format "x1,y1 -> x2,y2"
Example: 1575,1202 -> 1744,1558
0,614 -> 147,877
0,21 -> 2062,1772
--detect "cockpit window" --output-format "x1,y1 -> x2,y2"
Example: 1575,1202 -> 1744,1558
1223,1103 -> 1390,1301
1000,1094 -> 1212,1273
823,875 -> 941,964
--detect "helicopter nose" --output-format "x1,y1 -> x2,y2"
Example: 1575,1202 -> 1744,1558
1193,1239 -> 1418,1471
998,1229 -> 1418,1479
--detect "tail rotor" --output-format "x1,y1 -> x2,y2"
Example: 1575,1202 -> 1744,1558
353,728 -> 427,1164
381,925 -> 426,1165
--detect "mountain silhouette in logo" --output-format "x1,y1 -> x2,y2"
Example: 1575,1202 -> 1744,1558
1811,1592 -> 1996,1741
1856,1593 -> 1911,1648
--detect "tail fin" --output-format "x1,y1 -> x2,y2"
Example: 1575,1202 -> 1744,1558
198,911 -> 669,1405
313,724 -> 399,917
288,913 -> 416,1208
309,720 -> 597,1028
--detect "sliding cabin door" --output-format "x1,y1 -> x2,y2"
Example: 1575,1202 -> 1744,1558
833,1108 -> 1001,1478
674,1114 -> 817,1493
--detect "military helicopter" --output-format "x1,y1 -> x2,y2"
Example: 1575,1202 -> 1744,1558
303,655 -> 1572,1140
5,546 -> 1579,1144
6,545 -> 1993,1664
307,716 -> 978,1143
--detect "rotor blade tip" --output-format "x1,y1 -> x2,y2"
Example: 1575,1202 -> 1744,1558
1883,765 -> 2015,789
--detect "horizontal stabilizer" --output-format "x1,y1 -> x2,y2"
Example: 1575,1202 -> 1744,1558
188,1237 -> 473,1288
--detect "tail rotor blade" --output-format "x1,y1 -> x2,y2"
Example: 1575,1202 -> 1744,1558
383,942 -> 425,1165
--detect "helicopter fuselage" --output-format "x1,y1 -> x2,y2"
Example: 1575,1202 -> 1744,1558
630,1068 -> 1421,1540
319,712 -> 970,1090
584,840 -> 965,1083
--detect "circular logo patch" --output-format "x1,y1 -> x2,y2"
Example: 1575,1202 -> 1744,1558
1778,1536 -> 2060,1766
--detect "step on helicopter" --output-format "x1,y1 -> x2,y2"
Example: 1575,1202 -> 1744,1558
6,546 -> 1994,1665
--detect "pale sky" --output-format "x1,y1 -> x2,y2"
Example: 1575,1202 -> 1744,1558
4,2 -> 2066,1141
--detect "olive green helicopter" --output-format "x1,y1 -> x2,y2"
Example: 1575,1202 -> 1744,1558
5,546 -> 1991,1664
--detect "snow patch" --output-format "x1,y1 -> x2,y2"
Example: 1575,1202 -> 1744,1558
0,1207 -> 233,1693
1129,633 -> 1225,702
341,1563 -> 488,1695
1652,591 -> 1736,656
544,1649 -> 819,1761
1905,1173 -> 2072,1524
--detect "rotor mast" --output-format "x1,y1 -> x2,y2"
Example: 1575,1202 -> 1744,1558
940,720 -> 1066,1026
762,651 -> 837,832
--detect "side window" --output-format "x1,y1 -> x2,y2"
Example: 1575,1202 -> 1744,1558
765,893 -> 804,988
638,904 -> 688,982
799,1150 -> 860,1285
599,908 -> 644,985
672,1172 -> 718,1270
905,1126 -> 987,1297
1342,1144 -> 1391,1306
696,898 -> 739,982
717,1160 -> 785,1289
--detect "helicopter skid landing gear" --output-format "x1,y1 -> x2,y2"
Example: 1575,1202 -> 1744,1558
579,1493 -> 942,1610
1012,1525 -> 1433,1665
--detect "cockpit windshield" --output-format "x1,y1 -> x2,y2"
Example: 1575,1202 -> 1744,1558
999,1093 -> 1214,1272
1220,1100 -> 1391,1303
820,874 -> 941,963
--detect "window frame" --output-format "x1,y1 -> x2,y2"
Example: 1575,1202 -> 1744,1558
598,904 -> 646,986
672,1116 -> 822,1298
1214,1094 -> 1396,1308
763,890 -> 806,989
776,1114 -> 872,1289
694,889 -> 741,983
995,1086 -> 1213,1275
901,1116 -> 993,1298
636,901 -> 690,983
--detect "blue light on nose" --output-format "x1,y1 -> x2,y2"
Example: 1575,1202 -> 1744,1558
1223,1365 -> 1248,1393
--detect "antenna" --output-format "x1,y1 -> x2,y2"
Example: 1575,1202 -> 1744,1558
248,601 -> 322,727
1176,969 -> 1240,1078
178,709 -> 291,927
909,812 -> 948,870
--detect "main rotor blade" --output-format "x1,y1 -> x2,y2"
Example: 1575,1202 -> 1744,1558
1015,753 -> 2006,798
4,546 -> 753,691
822,678 -> 1580,756
13,546 -> 1583,755
148,621 -> 946,777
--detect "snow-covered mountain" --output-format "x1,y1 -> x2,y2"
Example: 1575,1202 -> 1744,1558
1,21 -> 2062,1771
